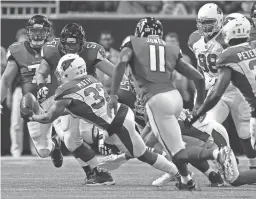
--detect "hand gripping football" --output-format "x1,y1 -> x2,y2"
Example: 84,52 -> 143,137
20,93 -> 40,119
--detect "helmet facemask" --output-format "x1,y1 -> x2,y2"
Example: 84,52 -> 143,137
27,25 -> 49,48
197,18 -> 220,37
60,37 -> 84,54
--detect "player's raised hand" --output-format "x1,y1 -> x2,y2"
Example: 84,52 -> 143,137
107,95 -> 118,118
37,86 -> 49,102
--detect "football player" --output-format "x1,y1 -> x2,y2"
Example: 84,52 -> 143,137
0,15 -> 63,167
186,16 -> 256,181
34,23 -> 119,184
107,17 -> 233,190
250,2 -> 256,41
188,3 -> 256,168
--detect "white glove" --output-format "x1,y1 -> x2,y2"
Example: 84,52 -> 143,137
37,86 -> 49,102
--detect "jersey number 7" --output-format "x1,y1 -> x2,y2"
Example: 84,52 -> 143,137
28,64 -> 51,84
149,45 -> 166,72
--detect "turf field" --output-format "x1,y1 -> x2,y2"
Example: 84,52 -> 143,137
1,156 -> 256,199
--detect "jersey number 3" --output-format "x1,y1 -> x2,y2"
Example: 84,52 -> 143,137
84,84 -> 106,110
149,45 -> 166,72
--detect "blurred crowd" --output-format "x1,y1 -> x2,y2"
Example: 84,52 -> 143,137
60,1 -> 255,15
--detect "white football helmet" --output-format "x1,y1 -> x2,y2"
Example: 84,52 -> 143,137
197,3 -> 223,37
224,13 -> 246,26
55,53 -> 87,83
222,17 -> 251,44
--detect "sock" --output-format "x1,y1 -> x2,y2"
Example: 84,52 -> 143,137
73,142 -> 99,168
138,150 -> 179,176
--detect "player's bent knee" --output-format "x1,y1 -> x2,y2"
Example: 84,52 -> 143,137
37,149 -> 51,158
172,149 -> 187,164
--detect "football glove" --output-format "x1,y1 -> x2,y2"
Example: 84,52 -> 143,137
37,86 -> 49,102
184,111 -> 199,129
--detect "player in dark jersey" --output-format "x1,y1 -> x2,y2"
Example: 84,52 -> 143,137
108,17 -> 233,190
0,15 -> 63,167
186,17 -> 256,170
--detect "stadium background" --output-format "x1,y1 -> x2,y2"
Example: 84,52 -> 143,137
1,0 -> 250,156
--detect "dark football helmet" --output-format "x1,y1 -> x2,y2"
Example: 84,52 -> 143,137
60,23 -> 86,54
251,2 -> 256,27
134,17 -> 163,38
26,15 -> 51,48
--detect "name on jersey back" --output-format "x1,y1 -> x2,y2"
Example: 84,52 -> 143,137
237,48 -> 256,61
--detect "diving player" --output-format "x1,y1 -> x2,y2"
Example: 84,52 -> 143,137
0,15 -> 63,167
108,17 -> 233,190
188,3 -> 256,168
35,23 -> 118,184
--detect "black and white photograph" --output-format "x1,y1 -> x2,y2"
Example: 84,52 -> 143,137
1,0 -> 256,198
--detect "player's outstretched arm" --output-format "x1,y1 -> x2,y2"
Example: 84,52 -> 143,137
0,60 -> 18,103
196,67 -> 231,118
95,56 -> 128,81
110,47 -> 133,96
36,59 -> 51,86
175,58 -> 206,107
31,99 -> 71,123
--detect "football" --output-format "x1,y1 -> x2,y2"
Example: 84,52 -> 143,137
20,92 -> 40,117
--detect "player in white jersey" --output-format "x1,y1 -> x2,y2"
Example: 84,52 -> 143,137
188,3 -> 256,168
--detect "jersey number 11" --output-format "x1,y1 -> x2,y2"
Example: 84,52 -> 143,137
149,45 -> 166,72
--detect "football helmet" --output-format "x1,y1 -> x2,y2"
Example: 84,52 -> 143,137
55,54 -> 87,83
224,13 -> 245,26
135,17 -> 163,38
197,3 -> 223,37
251,2 -> 256,27
60,23 -> 86,54
26,15 -> 51,48
222,17 -> 251,44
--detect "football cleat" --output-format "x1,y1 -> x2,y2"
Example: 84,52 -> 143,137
152,173 -> 179,186
98,153 -> 128,171
51,134 -> 63,168
175,179 -> 197,191
86,168 -> 115,186
152,171 -> 193,187
208,171 -> 224,187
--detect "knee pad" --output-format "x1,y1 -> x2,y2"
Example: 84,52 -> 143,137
63,132 -> 83,152
37,149 -> 51,158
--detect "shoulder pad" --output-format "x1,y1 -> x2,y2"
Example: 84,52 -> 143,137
41,39 -> 60,59
187,31 -> 201,50
54,81 -> 76,100
216,48 -> 239,68
6,41 -> 24,60
121,35 -> 134,50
